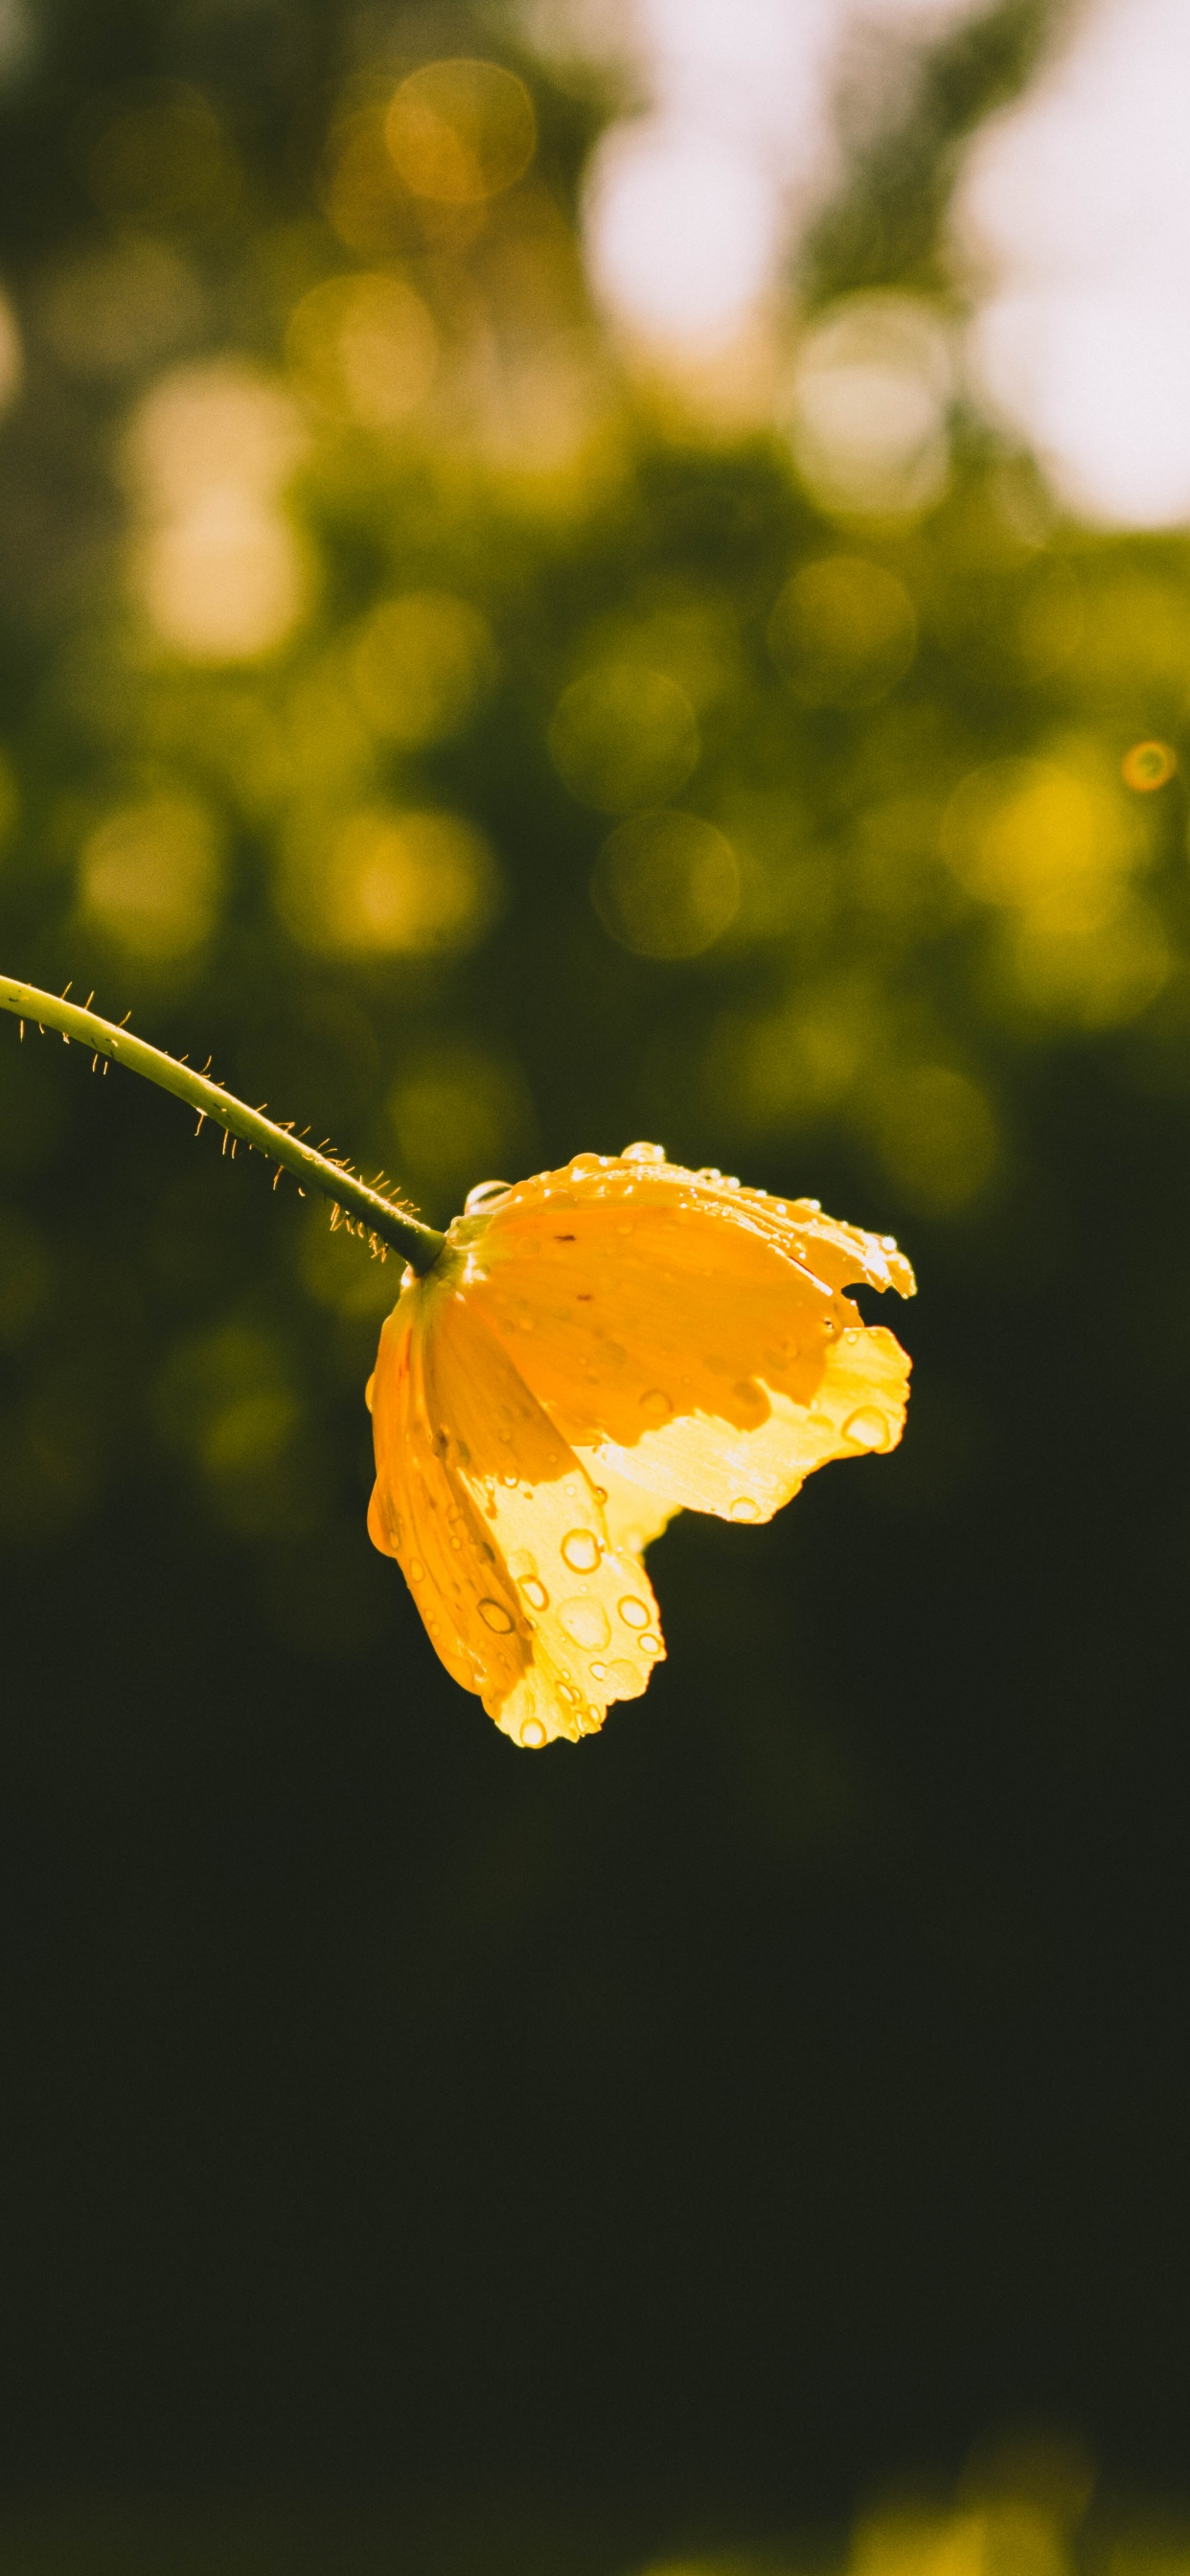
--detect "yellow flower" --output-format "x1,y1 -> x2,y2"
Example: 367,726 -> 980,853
367,1142 -> 915,1749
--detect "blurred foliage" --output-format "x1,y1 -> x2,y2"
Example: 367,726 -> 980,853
2,0 -> 1190,2523
0,0 -> 1187,1569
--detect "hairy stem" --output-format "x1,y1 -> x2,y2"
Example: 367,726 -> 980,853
0,975 -> 446,1274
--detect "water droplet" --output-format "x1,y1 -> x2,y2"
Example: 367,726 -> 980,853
881,1234 -> 898,1252
568,1153 -> 603,1177
842,1407 -> 891,1451
364,1371 -> 376,1413
479,1597 -> 515,1631
729,1496 -> 761,1522
618,1596 -> 650,1629
697,1166 -> 722,1182
465,1179 -> 512,1212
773,1202 -> 789,1216
519,1715 -> 547,1748
589,1661 -> 607,1681
559,1596 -> 611,1651
500,1471 -> 518,1487
592,1484 -> 607,1504
639,1388 -> 673,1423
639,1634 -> 661,1656
409,1557 -> 425,1582
559,1680 -> 581,1705
722,1174 -> 741,1188
731,1378 -> 768,1425
622,1140 -> 666,1163
561,1529 -> 601,1572
521,1577 -> 549,1612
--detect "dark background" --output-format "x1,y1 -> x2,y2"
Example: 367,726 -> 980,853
1,0 -> 1189,2564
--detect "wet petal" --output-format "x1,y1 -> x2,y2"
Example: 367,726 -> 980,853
421,1286 -> 665,1746
369,1265 -> 665,1747
577,1451 -> 681,1555
464,1152 -> 912,1470
370,1149 -> 913,1748
581,1321 -> 911,1523
367,1287 -> 526,1704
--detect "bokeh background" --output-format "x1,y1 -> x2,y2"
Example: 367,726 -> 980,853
3,0 -> 1190,2565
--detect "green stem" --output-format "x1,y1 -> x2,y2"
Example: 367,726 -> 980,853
0,975 -> 446,1274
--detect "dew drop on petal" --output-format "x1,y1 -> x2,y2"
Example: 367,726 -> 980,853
465,1179 -> 512,1212
519,1716 -> 547,1748
521,1577 -> 549,1611
561,1528 -> 601,1572
606,1657 -> 640,1692
639,1388 -> 673,1423
842,1407 -> 891,1451
639,1634 -> 661,1656
589,1661 -> 607,1681
622,1140 -> 666,1162
729,1496 -> 761,1521
567,1153 -> 604,1177
559,1596 -> 611,1650
500,1471 -> 518,1487
618,1596 -> 650,1629
479,1597 -> 515,1631
409,1557 -> 425,1581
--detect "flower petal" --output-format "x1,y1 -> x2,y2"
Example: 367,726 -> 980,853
369,1269 -> 666,1748
580,1321 -> 912,1523
577,1452 -> 681,1554
465,1157 -> 912,1478
367,1287 -> 527,1704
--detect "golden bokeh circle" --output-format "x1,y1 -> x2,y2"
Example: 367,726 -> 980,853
1122,738 -> 1177,792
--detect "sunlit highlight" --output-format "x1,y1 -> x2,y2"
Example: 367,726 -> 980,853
385,59 -> 537,203
79,793 -> 223,965
126,361 -> 309,661
277,807 -> 502,959
954,0 -> 1190,526
286,273 -> 438,426
786,294 -> 953,518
